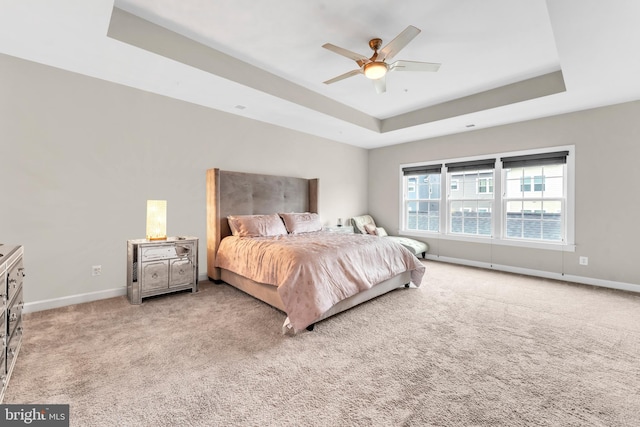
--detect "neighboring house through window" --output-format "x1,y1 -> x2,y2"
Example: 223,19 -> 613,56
400,147 -> 574,249
445,159 -> 495,237
502,151 -> 568,242
403,165 -> 441,233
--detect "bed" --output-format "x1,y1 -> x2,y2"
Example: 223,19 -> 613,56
206,168 -> 425,333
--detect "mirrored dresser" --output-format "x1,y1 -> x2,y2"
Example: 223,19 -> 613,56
0,244 -> 24,402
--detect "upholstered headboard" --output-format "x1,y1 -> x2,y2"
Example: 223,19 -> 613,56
206,168 -> 319,280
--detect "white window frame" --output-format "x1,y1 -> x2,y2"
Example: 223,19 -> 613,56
503,166 -> 565,243
399,145 -> 575,252
403,172 -> 441,233
447,169 -> 495,237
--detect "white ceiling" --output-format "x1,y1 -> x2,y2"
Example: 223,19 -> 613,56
1,1 -> 639,148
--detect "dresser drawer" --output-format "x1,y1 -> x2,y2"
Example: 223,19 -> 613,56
6,330 -> 21,373
8,287 -> 23,339
0,313 -> 6,348
0,272 -> 5,305
7,257 -> 24,303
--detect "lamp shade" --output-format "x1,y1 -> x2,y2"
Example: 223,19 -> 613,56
363,62 -> 388,80
146,200 -> 167,240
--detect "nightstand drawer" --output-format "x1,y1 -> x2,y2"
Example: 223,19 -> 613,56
323,226 -> 354,233
169,257 -> 195,288
141,260 -> 170,292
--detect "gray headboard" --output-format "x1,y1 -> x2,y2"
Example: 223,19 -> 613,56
206,168 -> 319,280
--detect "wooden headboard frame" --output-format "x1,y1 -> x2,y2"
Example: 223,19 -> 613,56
206,168 -> 319,281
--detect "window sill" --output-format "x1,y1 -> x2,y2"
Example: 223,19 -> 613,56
399,230 -> 576,252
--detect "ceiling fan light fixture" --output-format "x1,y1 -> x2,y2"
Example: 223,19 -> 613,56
363,62 -> 388,80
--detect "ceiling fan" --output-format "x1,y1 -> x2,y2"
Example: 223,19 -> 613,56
322,25 -> 440,94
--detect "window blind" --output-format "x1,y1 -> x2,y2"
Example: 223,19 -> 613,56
501,151 -> 569,169
445,159 -> 495,173
402,165 -> 442,176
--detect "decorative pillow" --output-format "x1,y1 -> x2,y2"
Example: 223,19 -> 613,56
226,214 -> 288,237
279,212 -> 322,234
364,223 -> 377,235
375,227 -> 388,237
227,217 -> 239,236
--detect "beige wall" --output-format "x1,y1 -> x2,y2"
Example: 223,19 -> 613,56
0,54 -> 369,305
369,101 -> 640,286
2,51 -> 638,308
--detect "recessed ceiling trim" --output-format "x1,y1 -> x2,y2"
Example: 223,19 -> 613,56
108,6 -> 570,139
107,7 -> 381,133
381,70 -> 566,133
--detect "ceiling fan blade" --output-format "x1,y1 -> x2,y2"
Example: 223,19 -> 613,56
390,60 -> 441,72
378,25 -> 421,62
322,43 -> 370,67
323,69 -> 363,85
373,76 -> 386,94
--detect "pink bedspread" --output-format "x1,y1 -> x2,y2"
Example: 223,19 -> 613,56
215,232 -> 426,331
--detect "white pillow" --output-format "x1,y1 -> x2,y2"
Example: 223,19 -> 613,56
375,227 -> 388,237
226,214 -> 288,237
279,212 -> 322,234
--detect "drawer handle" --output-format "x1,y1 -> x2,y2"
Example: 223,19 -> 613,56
18,267 -> 26,277
9,313 -> 18,322
152,273 -> 158,279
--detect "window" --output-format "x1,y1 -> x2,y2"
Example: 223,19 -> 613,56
520,176 -> 545,192
477,177 -> 494,194
400,147 -> 573,249
446,159 -> 495,237
534,176 -> 545,192
402,165 -> 442,232
502,151 -> 568,242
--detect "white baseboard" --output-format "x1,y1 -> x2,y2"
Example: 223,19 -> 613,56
425,254 -> 640,294
24,273 -> 212,314
24,287 -> 127,314
24,263 -> 638,315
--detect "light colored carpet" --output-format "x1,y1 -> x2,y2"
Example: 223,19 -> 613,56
5,261 -> 640,426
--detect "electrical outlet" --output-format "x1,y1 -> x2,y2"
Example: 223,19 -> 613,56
92,265 -> 102,276
579,256 -> 588,266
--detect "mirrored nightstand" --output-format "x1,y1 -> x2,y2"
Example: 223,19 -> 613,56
323,226 -> 354,234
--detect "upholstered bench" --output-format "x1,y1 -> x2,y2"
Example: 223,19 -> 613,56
351,215 -> 428,259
